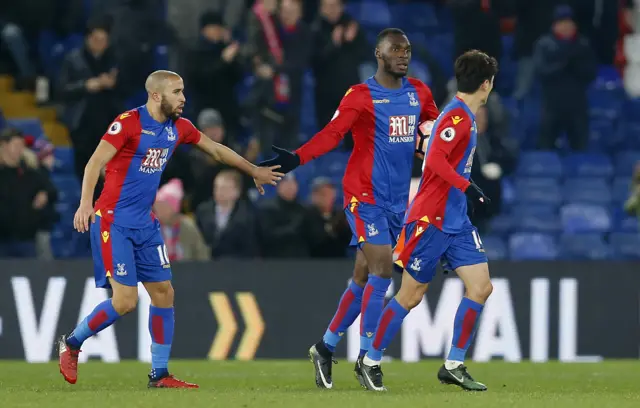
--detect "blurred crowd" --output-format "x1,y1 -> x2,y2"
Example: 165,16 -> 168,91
0,0 -> 636,259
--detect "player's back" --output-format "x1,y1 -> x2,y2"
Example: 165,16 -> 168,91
407,97 -> 477,233
343,77 -> 427,213
95,106 -> 199,228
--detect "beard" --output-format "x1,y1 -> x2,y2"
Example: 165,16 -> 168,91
160,97 -> 180,120
382,55 -> 407,79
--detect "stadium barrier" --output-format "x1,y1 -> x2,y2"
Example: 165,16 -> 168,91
0,260 -> 637,362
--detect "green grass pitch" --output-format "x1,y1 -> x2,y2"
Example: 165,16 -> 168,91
1,360 -> 639,407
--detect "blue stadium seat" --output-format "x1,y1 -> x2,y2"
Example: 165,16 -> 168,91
611,207 -> 638,232
482,235 -> 507,260
489,214 -> 513,235
588,120 -> 616,152
561,203 -> 611,233
588,88 -> 623,120
53,147 -> 75,174
612,177 -> 631,203
614,151 -> 640,176
622,98 -> 640,122
390,4 -> 438,31
563,153 -> 613,178
509,233 -> 557,260
511,206 -> 561,233
516,151 -> 562,177
558,234 -> 612,260
610,233 -> 640,259
617,123 -> 640,150
562,178 -> 612,205
6,118 -> 44,138
51,175 -> 81,204
358,1 -> 391,28
514,178 -> 562,205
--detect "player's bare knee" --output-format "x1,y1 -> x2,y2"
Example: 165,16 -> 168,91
395,274 -> 427,310
111,292 -> 138,315
467,278 -> 493,303
147,281 -> 175,308
368,262 -> 393,279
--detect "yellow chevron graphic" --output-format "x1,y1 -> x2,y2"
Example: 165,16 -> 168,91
235,293 -> 265,360
208,292 -> 238,360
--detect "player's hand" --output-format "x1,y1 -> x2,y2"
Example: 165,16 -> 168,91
258,145 -> 301,174
252,165 -> 285,195
465,180 -> 491,206
74,201 -> 96,233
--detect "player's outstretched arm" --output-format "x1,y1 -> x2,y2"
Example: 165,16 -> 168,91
74,140 -> 117,233
259,86 -> 364,173
196,135 -> 284,194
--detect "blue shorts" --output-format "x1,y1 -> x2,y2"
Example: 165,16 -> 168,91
90,214 -> 172,289
393,220 -> 487,284
344,202 -> 404,248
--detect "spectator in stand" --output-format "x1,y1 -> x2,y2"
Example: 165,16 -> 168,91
186,11 -> 244,136
0,129 -> 57,258
449,0 -> 506,65
90,0 -> 177,98
258,173 -> 309,258
305,177 -> 350,258
23,135 -> 58,259
196,169 -> 259,258
154,179 -> 210,262
512,0 -> 557,100
0,20 -> 36,89
59,20 -> 121,194
534,5 -> 597,151
469,95 -> 517,234
190,109 -> 259,210
311,0 -> 368,149
244,0 -> 311,158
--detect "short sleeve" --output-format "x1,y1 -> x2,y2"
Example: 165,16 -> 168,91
177,118 -> 202,145
101,115 -> 132,151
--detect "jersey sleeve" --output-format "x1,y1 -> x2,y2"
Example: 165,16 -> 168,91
409,78 -> 439,122
424,110 -> 471,192
101,112 -> 135,151
177,118 -> 202,145
295,86 -> 365,165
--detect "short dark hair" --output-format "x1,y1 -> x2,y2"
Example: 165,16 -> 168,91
376,28 -> 406,47
0,127 -> 23,144
85,17 -> 111,36
454,50 -> 499,94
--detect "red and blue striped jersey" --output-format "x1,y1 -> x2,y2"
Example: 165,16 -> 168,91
406,97 -> 476,233
296,77 -> 438,213
95,106 -> 201,228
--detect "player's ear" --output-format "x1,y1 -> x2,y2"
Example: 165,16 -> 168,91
374,47 -> 381,60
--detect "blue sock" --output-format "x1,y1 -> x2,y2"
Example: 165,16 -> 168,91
149,306 -> 174,380
360,275 -> 391,355
323,280 -> 364,352
367,298 -> 409,361
447,297 -> 484,362
67,299 -> 121,348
